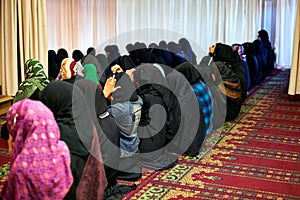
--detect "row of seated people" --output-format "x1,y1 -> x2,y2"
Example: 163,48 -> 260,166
1,32 -> 275,199
1,58 -> 207,199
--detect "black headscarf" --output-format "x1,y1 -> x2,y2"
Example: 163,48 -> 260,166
133,63 -> 170,104
111,72 -> 138,104
175,62 -> 202,84
120,55 -> 136,71
258,29 -> 269,41
178,38 -> 197,65
56,48 -> 68,67
48,50 -> 59,80
39,81 -> 93,159
212,43 -> 236,68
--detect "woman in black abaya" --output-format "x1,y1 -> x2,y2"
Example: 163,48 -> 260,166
133,64 -> 178,170
38,81 -> 107,199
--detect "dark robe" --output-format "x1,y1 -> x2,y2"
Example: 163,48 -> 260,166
253,39 -> 268,79
243,42 -> 261,87
214,61 -> 242,121
38,81 -> 94,199
48,50 -> 59,80
133,64 -> 178,170
165,67 -> 204,156
74,79 -> 120,187
213,43 -> 247,103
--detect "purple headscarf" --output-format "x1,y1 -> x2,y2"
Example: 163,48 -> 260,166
1,99 -> 73,199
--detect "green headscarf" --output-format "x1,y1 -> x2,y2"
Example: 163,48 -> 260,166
14,59 -> 49,103
83,63 -> 99,85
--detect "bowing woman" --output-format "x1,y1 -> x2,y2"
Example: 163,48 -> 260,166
132,64 -> 178,170
1,99 -> 73,200
175,62 -> 213,136
75,79 -> 137,199
38,81 -> 107,200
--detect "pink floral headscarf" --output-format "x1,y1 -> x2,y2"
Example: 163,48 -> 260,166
1,99 -> 73,200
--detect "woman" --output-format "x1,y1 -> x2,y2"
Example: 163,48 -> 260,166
75,79 -> 121,186
133,64 -> 178,170
48,50 -> 59,81
209,44 -> 243,121
163,66 -> 203,156
176,62 -> 212,134
210,43 -> 247,103
39,81 -> 107,200
83,63 -> 101,88
258,29 -> 275,76
178,37 -> 197,65
60,58 -> 82,84
75,79 -> 137,199
105,65 -> 143,181
108,65 -> 143,158
2,59 -> 50,143
1,99 -> 73,199
13,58 -> 49,103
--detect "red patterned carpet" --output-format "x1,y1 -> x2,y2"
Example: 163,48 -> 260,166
123,69 -> 300,200
0,69 -> 299,199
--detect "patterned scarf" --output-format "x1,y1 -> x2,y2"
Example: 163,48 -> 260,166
61,58 -> 78,81
14,59 -> 49,103
1,99 -> 73,199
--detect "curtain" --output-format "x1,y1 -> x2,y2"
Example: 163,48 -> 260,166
0,0 -> 18,96
0,0 -> 48,96
275,0 -> 298,66
46,0 -> 116,55
116,0 -> 263,62
288,0 -> 300,97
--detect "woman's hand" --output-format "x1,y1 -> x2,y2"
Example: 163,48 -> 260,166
103,77 -> 121,101
111,64 -> 123,74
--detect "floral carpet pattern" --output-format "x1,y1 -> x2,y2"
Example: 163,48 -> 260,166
124,69 -> 300,200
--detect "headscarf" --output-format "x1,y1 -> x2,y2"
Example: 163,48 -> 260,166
178,38 -> 197,65
211,43 -> 236,69
258,29 -> 269,41
48,50 -> 59,80
83,63 -> 99,85
133,63 -> 170,106
61,58 -> 78,81
14,59 -> 49,103
38,81 -> 93,159
56,48 -> 69,67
111,72 -> 138,103
175,62 -> 202,84
1,99 -> 73,200
133,64 -> 169,93
82,54 -> 104,81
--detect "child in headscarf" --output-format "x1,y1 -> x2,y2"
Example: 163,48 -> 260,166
1,99 -> 73,199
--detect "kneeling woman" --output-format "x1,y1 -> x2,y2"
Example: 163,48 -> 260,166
39,81 -> 107,199
132,64 -> 178,170
1,99 -> 73,199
